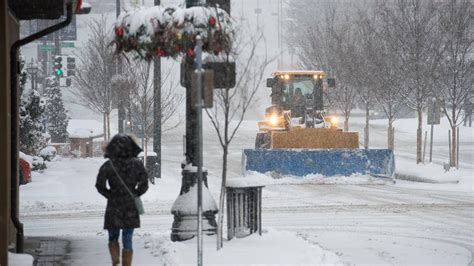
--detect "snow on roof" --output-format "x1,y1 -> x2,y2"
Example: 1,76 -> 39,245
67,119 -> 104,139
81,2 -> 91,8
138,151 -> 157,157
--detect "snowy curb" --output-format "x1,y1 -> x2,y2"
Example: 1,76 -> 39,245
395,173 -> 459,184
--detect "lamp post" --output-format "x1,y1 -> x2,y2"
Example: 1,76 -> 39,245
26,59 -> 38,92
171,0 -> 236,243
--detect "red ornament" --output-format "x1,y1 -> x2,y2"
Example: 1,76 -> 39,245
114,26 -> 124,37
208,16 -> 216,27
187,48 -> 194,57
155,48 -> 166,57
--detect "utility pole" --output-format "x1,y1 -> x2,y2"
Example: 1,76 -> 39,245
152,0 -> 162,180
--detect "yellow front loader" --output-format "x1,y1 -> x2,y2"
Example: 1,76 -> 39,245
244,70 -> 395,178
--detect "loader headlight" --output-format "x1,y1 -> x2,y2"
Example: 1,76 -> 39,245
269,114 -> 279,126
330,116 -> 338,127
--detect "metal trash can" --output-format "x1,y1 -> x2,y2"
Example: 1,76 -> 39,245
137,153 -> 160,183
226,185 -> 264,240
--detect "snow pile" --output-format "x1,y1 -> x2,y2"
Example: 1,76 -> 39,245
39,146 -> 57,161
141,229 -> 342,265
171,185 -> 217,214
137,151 -> 158,157
8,252 -> 33,266
396,160 -> 473,191
19,151 -> 33,167
236,171 -> 392,186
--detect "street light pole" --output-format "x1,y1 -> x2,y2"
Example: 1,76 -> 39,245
26,59 -> 38,92
171,0 -> 219,243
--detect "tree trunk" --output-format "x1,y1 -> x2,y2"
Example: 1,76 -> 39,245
416,109 -> 423,164
144,133 -> 148,167
388,119 -> 394,150
103,113 -> 107,141
364,105 -> 369,149
451,125 -> 456,167
106,112 -> 111,140
217,146 -> 228,250
344,116 -> 349,132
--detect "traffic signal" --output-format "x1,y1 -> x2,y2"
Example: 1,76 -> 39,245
67,56 -> 76,76
53,55 -> 63,77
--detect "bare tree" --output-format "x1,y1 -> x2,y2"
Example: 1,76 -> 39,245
205,28 -> 274,249
118,59 -> 183,163
353,6 -> 379,149
286,0 -> 332,70
73,16 -> 116,141
378,0 -> 441,162
371,49 -> 406,150
288,2 -> 359,131
434,0 -> 473,167
360,5 -> 407,150
326,85 -> 358,131
325,8 -> 362,131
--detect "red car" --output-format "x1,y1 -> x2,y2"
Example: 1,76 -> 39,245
19,158 -> 31,185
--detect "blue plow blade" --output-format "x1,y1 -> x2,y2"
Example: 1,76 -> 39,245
242,149 -> 395,178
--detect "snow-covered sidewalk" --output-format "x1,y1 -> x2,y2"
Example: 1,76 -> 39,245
65,230 -> 341,265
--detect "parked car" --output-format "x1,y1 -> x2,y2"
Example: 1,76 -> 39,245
19,158 -> 31,185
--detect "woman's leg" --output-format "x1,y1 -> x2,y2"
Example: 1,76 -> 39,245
108,229 -> 121,265
108,229 -> 120,242
121,228 -> 134,266
121,228 -> 134,250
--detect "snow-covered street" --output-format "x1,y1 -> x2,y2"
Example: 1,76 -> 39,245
19,116 -> 474,265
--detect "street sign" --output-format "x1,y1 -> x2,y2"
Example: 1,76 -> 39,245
38,42 -> 75,51
61,42 -> 75,48
38,45 -> 54,51
427,98 -> 441,125
203,61 -> 236,88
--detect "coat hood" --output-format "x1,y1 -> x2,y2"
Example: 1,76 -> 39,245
104,134 -> 142,159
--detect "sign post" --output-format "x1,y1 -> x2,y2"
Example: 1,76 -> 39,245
195,35 -> 204,266
427,97 -> 441,162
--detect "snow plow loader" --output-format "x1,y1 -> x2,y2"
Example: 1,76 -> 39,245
243,71 -> 395,178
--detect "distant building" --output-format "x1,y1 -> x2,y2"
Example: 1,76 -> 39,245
67,119 -> 104,158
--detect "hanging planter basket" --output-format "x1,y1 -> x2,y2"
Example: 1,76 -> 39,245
113,5 -> 234,60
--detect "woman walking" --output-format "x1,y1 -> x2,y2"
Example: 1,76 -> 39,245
96,134 -> 149,266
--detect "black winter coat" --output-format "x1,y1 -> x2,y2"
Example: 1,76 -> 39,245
95,134 -> 148,230
96,158 -> 148,229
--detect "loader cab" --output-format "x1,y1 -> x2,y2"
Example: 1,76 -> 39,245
267,71 -> 328,112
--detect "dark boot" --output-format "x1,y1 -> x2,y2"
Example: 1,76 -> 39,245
108,240 -> 120,265
122,249 -> 133,266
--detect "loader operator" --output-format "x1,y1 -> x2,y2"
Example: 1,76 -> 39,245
292,87 -> 306,118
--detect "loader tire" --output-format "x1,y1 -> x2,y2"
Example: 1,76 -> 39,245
255,132 -> 271,149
